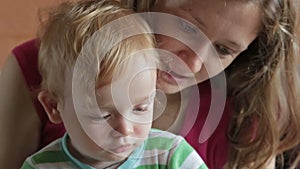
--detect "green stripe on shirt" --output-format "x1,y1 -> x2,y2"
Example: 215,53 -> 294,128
32,150 -> 69,163
168,139 -> 193,168
21,162 -> 35,169
133,164 -> 167,169
144,137 -> 174,150
199,164 -> 209,169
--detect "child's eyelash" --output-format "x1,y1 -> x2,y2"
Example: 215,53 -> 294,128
133,104 -> 152,113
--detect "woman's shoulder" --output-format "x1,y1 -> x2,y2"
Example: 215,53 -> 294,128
10,39 -> 41,89
12,39 -> 39,58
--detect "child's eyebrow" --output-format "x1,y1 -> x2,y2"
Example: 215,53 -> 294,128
133,94 -> 156,105
135,97 -> 152,104
97,97 -> 153,112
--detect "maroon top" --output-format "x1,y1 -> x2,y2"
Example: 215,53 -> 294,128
12,39 -> 231,168
182,81 -> 231,169
12,39 -> 66,148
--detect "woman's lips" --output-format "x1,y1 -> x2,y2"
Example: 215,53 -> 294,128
158,70 -> 194,85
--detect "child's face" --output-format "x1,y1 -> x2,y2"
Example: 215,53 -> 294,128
60,55 -> 156,164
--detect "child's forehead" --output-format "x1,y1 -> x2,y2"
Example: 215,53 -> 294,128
95,68 -> 156,106
99,47 -> 157,79
97,56 -> 157,89
98,66 -> 156,89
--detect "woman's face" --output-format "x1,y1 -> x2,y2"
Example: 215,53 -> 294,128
152,0 -> 262,93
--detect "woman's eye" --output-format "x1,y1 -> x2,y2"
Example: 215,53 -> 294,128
178,19 -> 197,34
215,44 -> 233,56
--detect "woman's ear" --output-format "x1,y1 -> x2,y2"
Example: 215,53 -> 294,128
38,90 -> 62,124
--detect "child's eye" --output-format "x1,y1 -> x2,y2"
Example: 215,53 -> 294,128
92,113 -> 111,122
178,19 -> 197,34
133,104 -> 152,114
101,114 -> 111,120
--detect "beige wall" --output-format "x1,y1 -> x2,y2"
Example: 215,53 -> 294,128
0,0 -> 64,69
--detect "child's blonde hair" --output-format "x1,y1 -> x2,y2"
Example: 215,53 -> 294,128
38,0 -> 156,103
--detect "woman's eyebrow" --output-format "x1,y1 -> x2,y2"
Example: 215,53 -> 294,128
194,16 -> 207,29
225,40 -> 246,51
195,16 -> 245,50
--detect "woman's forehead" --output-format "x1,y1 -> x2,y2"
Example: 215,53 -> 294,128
153,0 -> 262,49
154,0 -> 259,11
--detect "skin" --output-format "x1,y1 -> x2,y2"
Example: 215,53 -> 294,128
39,55 -> 156,168
152,0 -> 262,131
152,0 -> 262,94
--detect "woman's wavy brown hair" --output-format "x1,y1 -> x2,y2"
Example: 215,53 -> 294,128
225,0 -> 300,168
124,0 -> 300,168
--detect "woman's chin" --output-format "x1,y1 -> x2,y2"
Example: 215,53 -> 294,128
156,79 -> 181,94
156,78 -> 199,94
157,71 -> 201,94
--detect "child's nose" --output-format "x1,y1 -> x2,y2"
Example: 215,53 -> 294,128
111,115 -> 134,137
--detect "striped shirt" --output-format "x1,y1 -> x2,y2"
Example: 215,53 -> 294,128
21,129 -> 208,169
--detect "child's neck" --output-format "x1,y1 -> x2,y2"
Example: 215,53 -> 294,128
67,138 -> 124,169
88,160 -> 123,169
95,161 -> 123,169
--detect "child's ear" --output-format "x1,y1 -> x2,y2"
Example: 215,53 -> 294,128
38,90 -> 62,124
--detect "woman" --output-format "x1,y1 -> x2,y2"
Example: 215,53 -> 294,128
131,0 -> 300,168
0,0 -> 299,168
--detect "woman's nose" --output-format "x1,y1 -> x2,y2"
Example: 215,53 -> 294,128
176,49 -> 203,73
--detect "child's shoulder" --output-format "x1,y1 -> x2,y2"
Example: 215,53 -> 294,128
146,128 -> 185,150
136,128 -> 208,169
21,138 -> 71,169
149,128 -> 184,139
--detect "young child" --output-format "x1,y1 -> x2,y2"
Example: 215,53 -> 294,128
21,0 -> 208,168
